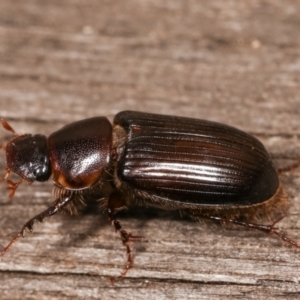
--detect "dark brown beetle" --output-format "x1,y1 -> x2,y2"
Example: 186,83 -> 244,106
1,111 -> 300,279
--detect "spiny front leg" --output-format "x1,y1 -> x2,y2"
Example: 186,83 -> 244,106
20,197 -> 70,237
0,196 -> 73,256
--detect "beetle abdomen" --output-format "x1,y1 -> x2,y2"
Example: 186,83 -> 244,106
114,111 -> 279,207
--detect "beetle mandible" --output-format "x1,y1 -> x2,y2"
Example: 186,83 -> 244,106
1,110 -> 300,278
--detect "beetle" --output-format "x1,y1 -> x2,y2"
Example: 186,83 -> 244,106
0,110 -> 300,279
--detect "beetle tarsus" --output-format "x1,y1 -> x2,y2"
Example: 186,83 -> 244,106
107,205 -> 143,281
277,158 -> 300,174
0,232 -> 21,257
110,217 -> 143,279
208,215 -> 300,249
110,239 -> 133,284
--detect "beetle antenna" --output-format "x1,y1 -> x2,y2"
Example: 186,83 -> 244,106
1,119 -> 17,135
0,119 -> 18,154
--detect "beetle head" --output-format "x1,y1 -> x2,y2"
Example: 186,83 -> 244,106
1,119 -> 52,197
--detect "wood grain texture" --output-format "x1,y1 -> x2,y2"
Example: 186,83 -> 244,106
0,1 -> 300,299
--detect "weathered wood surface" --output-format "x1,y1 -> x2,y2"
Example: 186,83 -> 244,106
1,1 -> 300,299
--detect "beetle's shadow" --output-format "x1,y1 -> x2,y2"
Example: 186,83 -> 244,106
51,205 -> 191,251
42,200 -> 292,257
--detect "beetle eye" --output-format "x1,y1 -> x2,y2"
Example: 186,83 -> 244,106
32,168 -> 40,177
32,164 -> 51,182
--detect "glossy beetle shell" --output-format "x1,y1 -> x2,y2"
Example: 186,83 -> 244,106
1,110 -> 298,280
48,117 -> 112,190
114,111 -> 279,207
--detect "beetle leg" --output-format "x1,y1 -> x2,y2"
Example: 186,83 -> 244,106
107,193 -> 143,281
0,196 -> 73,257
277,157 -> 300,174
207,215 -> 300,248
20,196 -> 73,237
